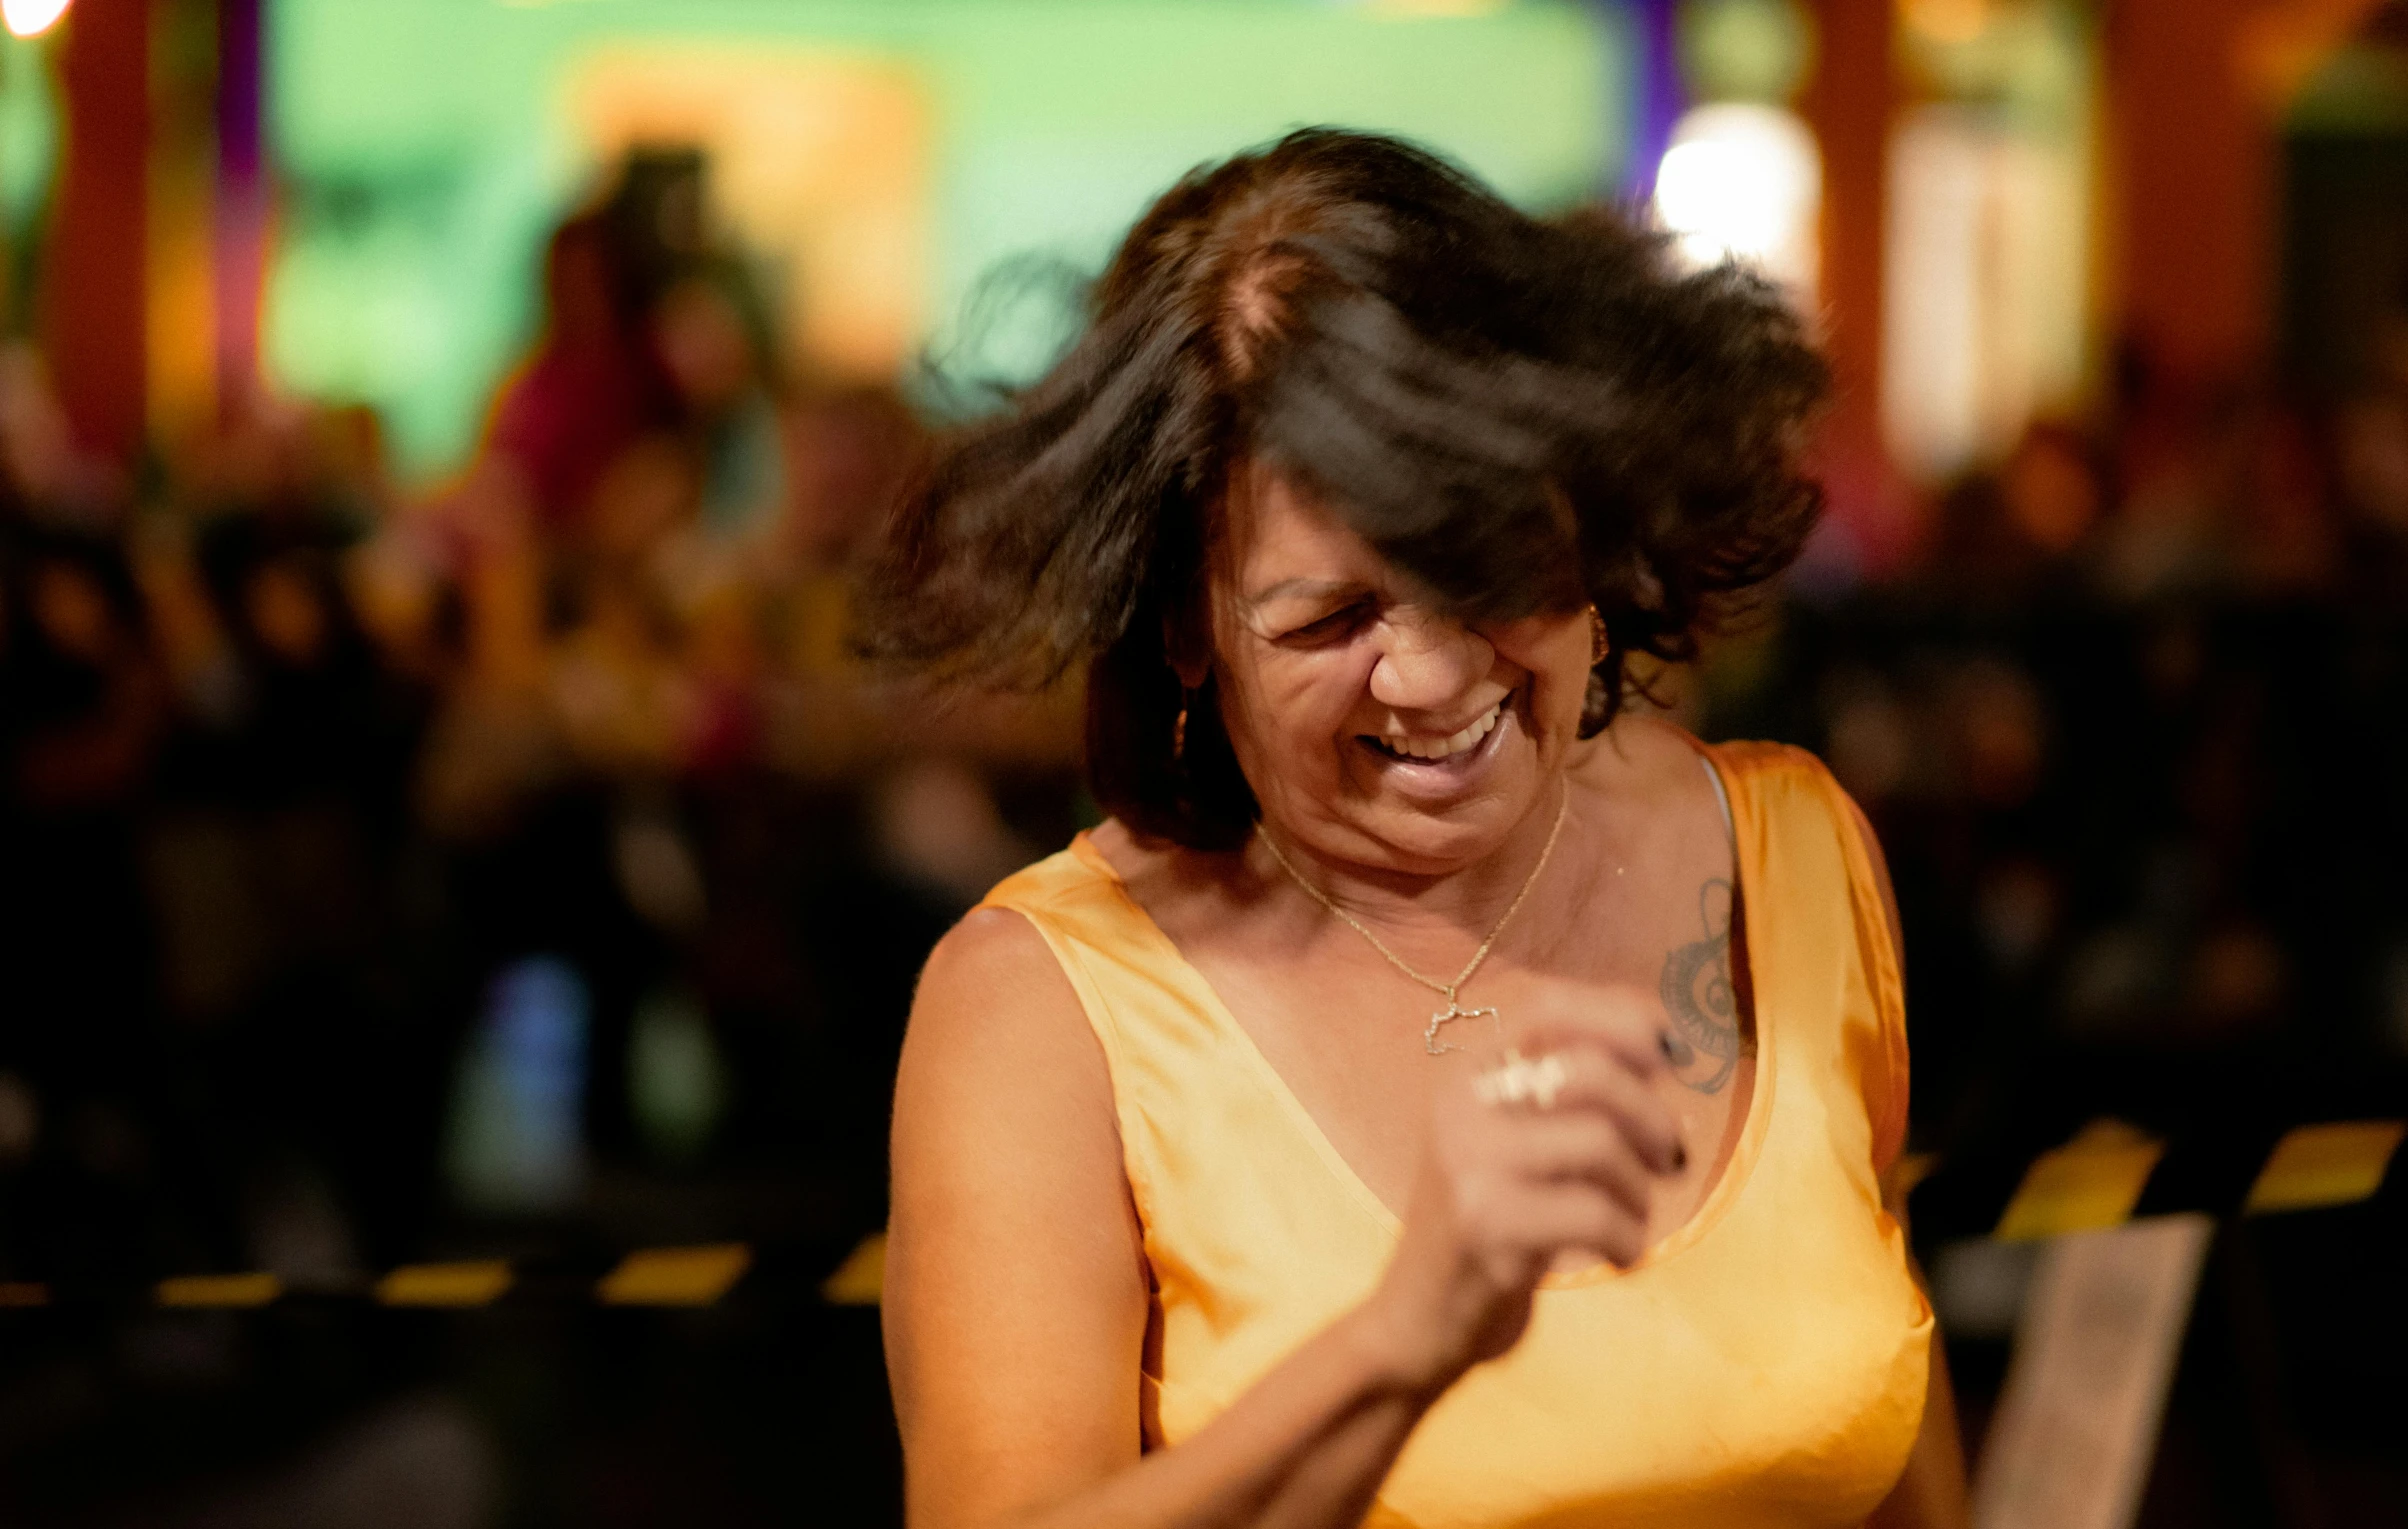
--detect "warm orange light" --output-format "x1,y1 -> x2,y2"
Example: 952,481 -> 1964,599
568,44 -> 931,382
3,0 -> 71,39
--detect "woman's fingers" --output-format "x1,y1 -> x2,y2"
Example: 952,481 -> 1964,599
1386,985 -> 1698,1370
1513,986 -> 1674,1084
1503,1111 -> 1657,1215
1475,1043 -> 1685,1176
1489,1179 -> 1650,1271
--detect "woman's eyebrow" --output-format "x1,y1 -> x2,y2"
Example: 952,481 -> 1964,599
1243,577 -> 1361,609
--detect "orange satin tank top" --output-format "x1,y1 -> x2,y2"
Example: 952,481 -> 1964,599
978,741 -> 1932,1528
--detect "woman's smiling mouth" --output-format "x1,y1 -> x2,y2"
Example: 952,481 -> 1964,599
1361,693 -> 1509,764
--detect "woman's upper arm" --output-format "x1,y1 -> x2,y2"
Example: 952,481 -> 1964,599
885,906 -> 1152,1529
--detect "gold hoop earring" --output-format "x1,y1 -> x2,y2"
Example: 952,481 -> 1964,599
1588,604 -> 1609,667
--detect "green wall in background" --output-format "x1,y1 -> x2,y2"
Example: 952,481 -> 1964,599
266,0 -> 1627,479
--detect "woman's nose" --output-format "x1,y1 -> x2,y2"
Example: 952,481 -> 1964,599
1367,610 -> 1491,712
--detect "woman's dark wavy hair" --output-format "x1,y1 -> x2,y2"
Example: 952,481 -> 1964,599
857,128 -> 1828,850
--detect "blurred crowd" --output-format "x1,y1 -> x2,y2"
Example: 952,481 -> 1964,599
1,149 -> 2406,1521
1708,310 -> 2408,1160
0,151 -> 1102,1526
0,152 -> 1086,1317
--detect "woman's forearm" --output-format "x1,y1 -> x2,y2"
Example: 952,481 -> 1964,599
991,1304 -> 1443,1529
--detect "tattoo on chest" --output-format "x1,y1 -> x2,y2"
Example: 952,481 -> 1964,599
1658,878 -> 1740,1095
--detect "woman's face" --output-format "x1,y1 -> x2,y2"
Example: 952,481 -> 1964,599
1206,463 -> 1592,877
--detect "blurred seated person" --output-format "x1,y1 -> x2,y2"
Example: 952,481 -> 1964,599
2334,276 -> 2408,601
0,526 -> 163,1160
547,437 -> 709,778
775,385 -> 923,662
652,258 -> 787,545
867,131 -> 1966,1529
2,525 -> 163,808
189,512 -> 424,804
474,212 -> 679,543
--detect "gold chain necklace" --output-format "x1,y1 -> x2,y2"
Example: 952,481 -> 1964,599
1257,786 -> 1570,1055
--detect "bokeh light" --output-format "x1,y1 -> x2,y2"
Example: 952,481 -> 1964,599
1651,102 -> 1820,298
1,0 -> 69,41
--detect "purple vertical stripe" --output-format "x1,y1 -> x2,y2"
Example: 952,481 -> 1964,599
215,0 -> 263,419
1618,0 -> 1684,203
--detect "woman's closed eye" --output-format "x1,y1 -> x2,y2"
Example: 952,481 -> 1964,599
1276,600 -> 1376,647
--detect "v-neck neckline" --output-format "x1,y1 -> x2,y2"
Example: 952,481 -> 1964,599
1068,739 -> 1780,1284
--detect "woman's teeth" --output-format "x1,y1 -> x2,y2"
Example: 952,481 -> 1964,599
1376,699 -> 1503,762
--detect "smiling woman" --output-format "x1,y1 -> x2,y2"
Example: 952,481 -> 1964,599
861,130 -> 1824,852
859,129 -> 1964,1529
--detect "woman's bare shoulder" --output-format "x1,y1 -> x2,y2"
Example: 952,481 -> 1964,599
893,901 -> 1129,1251
921,900 -> 1063,984
1575,713 -> 1720,810
907,903 -> 1097,1079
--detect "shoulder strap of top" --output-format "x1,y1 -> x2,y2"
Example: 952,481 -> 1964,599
1700,751 -> 1735,837
1702,740 -> 1911,1178
975,838 -> 1242,1236
975,838 -> 1154,1080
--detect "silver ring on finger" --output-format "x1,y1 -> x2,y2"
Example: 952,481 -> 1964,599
1473,1049 -> 1570,1111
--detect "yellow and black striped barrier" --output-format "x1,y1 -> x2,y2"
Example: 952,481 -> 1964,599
0,1239 -> 878,1314
1908,1116 -> 2403,1244
0,1118 -> 2394,1314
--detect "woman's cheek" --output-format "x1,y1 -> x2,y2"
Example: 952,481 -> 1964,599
1266,662 -> 1357,774
1220,654 -> 1331,785
1490,621 -> 1589,736
1537,652 -> 1591,727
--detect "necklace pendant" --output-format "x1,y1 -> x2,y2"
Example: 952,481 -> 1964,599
1424,999 -> 1499,1056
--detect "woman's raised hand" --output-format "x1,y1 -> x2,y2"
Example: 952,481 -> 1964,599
1355,989 -> 1685,1393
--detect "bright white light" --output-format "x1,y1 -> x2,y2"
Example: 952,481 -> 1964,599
2,0 -> 71,39
1651,104 -> 1821,301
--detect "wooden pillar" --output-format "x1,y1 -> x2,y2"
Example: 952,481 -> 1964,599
2102,0 -> 2275,384
41,0 -> 150,467
1801,0 -> 1909,569
149,0 -> 220,445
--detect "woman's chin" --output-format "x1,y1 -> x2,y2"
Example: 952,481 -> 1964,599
1343,749 -> 1551,873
